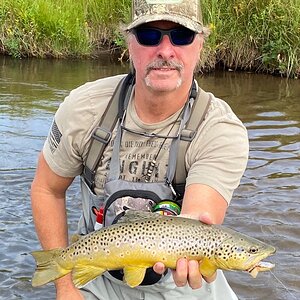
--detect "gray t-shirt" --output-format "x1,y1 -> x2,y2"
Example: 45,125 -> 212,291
43,74 -> 249,204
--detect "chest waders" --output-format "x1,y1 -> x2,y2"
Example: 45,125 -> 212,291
78,73 -> 211,285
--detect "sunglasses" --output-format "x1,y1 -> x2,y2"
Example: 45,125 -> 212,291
131,27 -> 196,47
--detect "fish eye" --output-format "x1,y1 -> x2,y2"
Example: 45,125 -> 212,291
248,246 -> 259,254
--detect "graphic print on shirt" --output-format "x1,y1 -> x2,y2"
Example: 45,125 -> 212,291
93,124 -> 177,194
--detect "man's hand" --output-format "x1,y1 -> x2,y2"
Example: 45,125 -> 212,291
153,258 -> 217,289
173,258 -> 202,288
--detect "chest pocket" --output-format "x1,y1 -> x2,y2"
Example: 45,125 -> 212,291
103,181 -> 173,226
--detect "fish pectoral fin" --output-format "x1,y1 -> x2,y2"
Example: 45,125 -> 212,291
199,257 -> 218,278
73,264 -> 106,288
123,266 -> 147,288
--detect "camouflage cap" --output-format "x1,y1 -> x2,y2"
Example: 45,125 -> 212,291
126,0 -> 204,33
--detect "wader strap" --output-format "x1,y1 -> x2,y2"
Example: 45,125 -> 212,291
83,74 -> 135,191
173,88 -> 211,195
165,95 -> 195,192
107,120 -> 123,181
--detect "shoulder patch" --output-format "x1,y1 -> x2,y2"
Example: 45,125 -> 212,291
48,120 -> 62,153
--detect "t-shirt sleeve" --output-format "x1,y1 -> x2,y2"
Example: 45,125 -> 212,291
42,75 -> 125,177
185,96 -> 249,204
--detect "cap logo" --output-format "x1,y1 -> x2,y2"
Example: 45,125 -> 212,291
146,0 -> 183,4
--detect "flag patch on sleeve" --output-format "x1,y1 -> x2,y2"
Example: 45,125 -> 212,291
48,120 -> 62,153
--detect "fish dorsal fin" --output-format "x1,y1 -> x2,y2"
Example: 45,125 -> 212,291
123,266 -> 147,287
199,257 -> 218,278
70,234 -> 84,244
117,210 -> 155,224
73,264 -> 106,288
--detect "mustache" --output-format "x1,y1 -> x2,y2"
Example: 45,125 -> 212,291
146,59 -> 183,74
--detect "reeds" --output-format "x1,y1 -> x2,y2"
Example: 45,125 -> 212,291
202,0 -> 300,78
0,0 -> 91,57
0,0 -> 299,78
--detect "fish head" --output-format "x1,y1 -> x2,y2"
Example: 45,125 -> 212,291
213,231 -> 276,277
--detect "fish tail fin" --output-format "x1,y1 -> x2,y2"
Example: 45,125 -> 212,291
31,248 -> 71,287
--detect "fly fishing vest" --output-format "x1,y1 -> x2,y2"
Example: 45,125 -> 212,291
78,72 -> 211,285
79,72 -> 211,231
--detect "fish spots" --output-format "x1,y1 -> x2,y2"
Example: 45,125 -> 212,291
59,250 -> 67,260
158,241 -> 166,250
215,243 -> 234,260
55,212 -> 273,283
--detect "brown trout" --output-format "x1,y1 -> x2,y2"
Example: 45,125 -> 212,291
31,211 -> 276,288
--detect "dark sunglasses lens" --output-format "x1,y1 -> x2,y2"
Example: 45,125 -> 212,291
171,28 -> 195,45
136,28 -> 161,46
134,27 -> 195,46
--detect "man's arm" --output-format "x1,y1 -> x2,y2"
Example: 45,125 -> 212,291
154,183 -> 227,289
181,183 -> 227,224
31,153 -> 83,299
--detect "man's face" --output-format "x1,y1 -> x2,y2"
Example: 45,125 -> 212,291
128,21 -> 203,93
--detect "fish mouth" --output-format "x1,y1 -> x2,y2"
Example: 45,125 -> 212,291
247,261 -> 275,278
244,246 -> 276,278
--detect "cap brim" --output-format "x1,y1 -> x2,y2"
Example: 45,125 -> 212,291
126,14 -> 203,33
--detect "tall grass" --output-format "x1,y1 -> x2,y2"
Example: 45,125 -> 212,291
0,0 -> 299,78
0,0 -> 90,57
202,0 -> 300,78
0,0 -> 130,58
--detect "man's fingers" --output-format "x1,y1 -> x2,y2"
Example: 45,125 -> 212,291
172,258 -> 188,287
161,258 -> 217,288
153,262 -> 166,275
187,260 -> 202,289
198,213 -> 214,225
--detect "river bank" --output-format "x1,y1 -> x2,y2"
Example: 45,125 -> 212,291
0,0 -> 299,78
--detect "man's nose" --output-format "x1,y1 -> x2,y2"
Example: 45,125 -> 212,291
156,35 -> 175,59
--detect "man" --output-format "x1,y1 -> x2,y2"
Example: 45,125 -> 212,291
31,0 -> 249,299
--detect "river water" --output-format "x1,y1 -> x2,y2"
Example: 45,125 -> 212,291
0,56 -> 299,300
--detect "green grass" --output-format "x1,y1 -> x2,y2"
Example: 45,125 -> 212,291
201,0 -> 300,78
0,0 -> 299,78
0,0 -> 92,58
